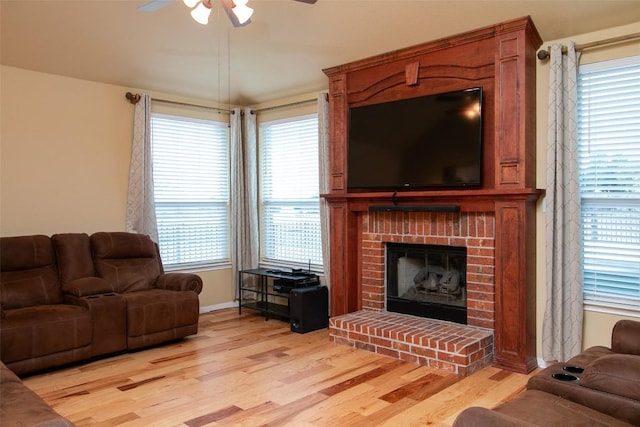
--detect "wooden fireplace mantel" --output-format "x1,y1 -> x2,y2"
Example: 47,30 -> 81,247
322,188 -> 544,213
322,17 -> 542,374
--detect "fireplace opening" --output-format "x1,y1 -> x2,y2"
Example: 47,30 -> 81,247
386,242 -> 467,325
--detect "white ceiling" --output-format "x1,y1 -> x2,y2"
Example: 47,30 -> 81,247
3,0 -> 640,106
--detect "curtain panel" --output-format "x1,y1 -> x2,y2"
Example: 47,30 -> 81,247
126,93 -> 159,242
318,93 -> 331,296
543,42 -> 584,363
231,108 -> 259,299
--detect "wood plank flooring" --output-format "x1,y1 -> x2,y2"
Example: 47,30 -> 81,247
22,308 -> 536,426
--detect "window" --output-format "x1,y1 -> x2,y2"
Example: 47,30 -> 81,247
259,114 -> 322,268
578,55 -> 640,312
151,113 -> 230,269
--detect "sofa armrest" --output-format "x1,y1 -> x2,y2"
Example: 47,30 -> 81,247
155,273 -> 203,294
581,354 -> 640,401
611,320 -> 640,355
62,277 -> 114,297
453,407 -> 536,427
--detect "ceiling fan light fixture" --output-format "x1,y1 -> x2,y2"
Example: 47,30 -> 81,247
231,0 -> 253,25
190,0 -> 212,25
182,0 -> 200,8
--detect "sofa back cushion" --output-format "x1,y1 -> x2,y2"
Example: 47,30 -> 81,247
611,319 -> 640,355
0,235 -> 62,308
91,232 -> 162,293
580,354 -> 640,402
52,233 -> 95,284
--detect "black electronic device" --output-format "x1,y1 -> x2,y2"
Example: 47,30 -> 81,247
273,275 -> 319,293
290,286 -> 329,333
347,87 -> 483,191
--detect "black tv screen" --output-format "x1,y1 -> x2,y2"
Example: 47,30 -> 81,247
347,87 -> 483,191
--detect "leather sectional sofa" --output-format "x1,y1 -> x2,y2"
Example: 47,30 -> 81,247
453,319 -> 640,426
0,231 -> 203,426
0,231 -> 203,376
1,360 -> 74,426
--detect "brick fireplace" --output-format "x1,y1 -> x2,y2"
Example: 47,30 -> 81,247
328,210 -> 497,376
360,210 -> 496,329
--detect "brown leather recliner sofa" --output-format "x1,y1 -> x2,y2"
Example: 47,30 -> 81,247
0,231 -> 203,377
453,319 -> 640,426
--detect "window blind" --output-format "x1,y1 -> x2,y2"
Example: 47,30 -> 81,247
578,55 -> 640,311
259,114 -> 322,267
151,113 -> 230,269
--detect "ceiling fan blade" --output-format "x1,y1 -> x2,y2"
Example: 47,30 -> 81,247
138,0 -> 175,12
293,0 -> 318,4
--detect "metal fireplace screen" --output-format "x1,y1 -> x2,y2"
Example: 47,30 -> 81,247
386,242 -> 467,324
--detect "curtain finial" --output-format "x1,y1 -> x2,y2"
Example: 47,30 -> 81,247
126,92 -> 141,105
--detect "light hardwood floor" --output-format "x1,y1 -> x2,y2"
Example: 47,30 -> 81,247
23,309 -> 536,426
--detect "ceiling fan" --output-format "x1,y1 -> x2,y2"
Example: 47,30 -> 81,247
139,0 -> 318,28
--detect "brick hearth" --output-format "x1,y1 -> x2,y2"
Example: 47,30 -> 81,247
329,311 -> 493,376
329,210 -> 496,375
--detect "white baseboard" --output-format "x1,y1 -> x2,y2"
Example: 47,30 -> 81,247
536,357 -> 550,368
200,301 -> 238,314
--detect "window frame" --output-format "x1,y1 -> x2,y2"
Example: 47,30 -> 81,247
150,110 -> 231,272
258,112 -> 323,271
577,54 -> 640,317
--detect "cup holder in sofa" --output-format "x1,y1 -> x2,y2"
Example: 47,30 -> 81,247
552,373 -> 580,382
84,293 -> 117,299
562,365 -> 584,375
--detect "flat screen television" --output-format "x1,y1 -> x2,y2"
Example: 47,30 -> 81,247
347,87 -> 483,191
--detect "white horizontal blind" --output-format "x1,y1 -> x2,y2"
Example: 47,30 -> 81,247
578,55 -> 640,311
151,113 -> 230,269
260,114 -> 322,267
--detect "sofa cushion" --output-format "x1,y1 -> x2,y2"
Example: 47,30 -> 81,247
91,232 -> 158,259
453,390 -> 633,427
0,235 -> 62,308
528,359 -> 640,425
580,354 -> 640,401
52,233 -> 95,284
91,232 -> 162,293
565,345 -> 613,368
123,289 -> 199,338
62,277 -> 114,297
1,267 -> 62,309
611,320 -> 640,355
1,305 -> 92,364
0,235 -> 54,271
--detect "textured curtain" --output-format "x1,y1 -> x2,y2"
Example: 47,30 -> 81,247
231,108 -> 259,299
543,42 -> 583,363
318,93 -> 331,297
126,93 -> 159,242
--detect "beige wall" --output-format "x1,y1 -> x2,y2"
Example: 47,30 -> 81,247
1,66 -> 130,235
535,21 -> 640,357
0,65 -> 233,310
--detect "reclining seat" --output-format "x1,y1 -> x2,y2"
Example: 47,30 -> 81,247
527,319 -> 640,425
0,235 -> 92,376
90,232 -> 203,350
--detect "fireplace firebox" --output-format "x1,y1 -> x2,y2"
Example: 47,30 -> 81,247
386,243 -> 467,324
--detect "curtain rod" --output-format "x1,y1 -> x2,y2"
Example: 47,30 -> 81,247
537,31 -> 640,60
126,92 -> 323,114
125,92 -> 231,113
252,97 -> 319,114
